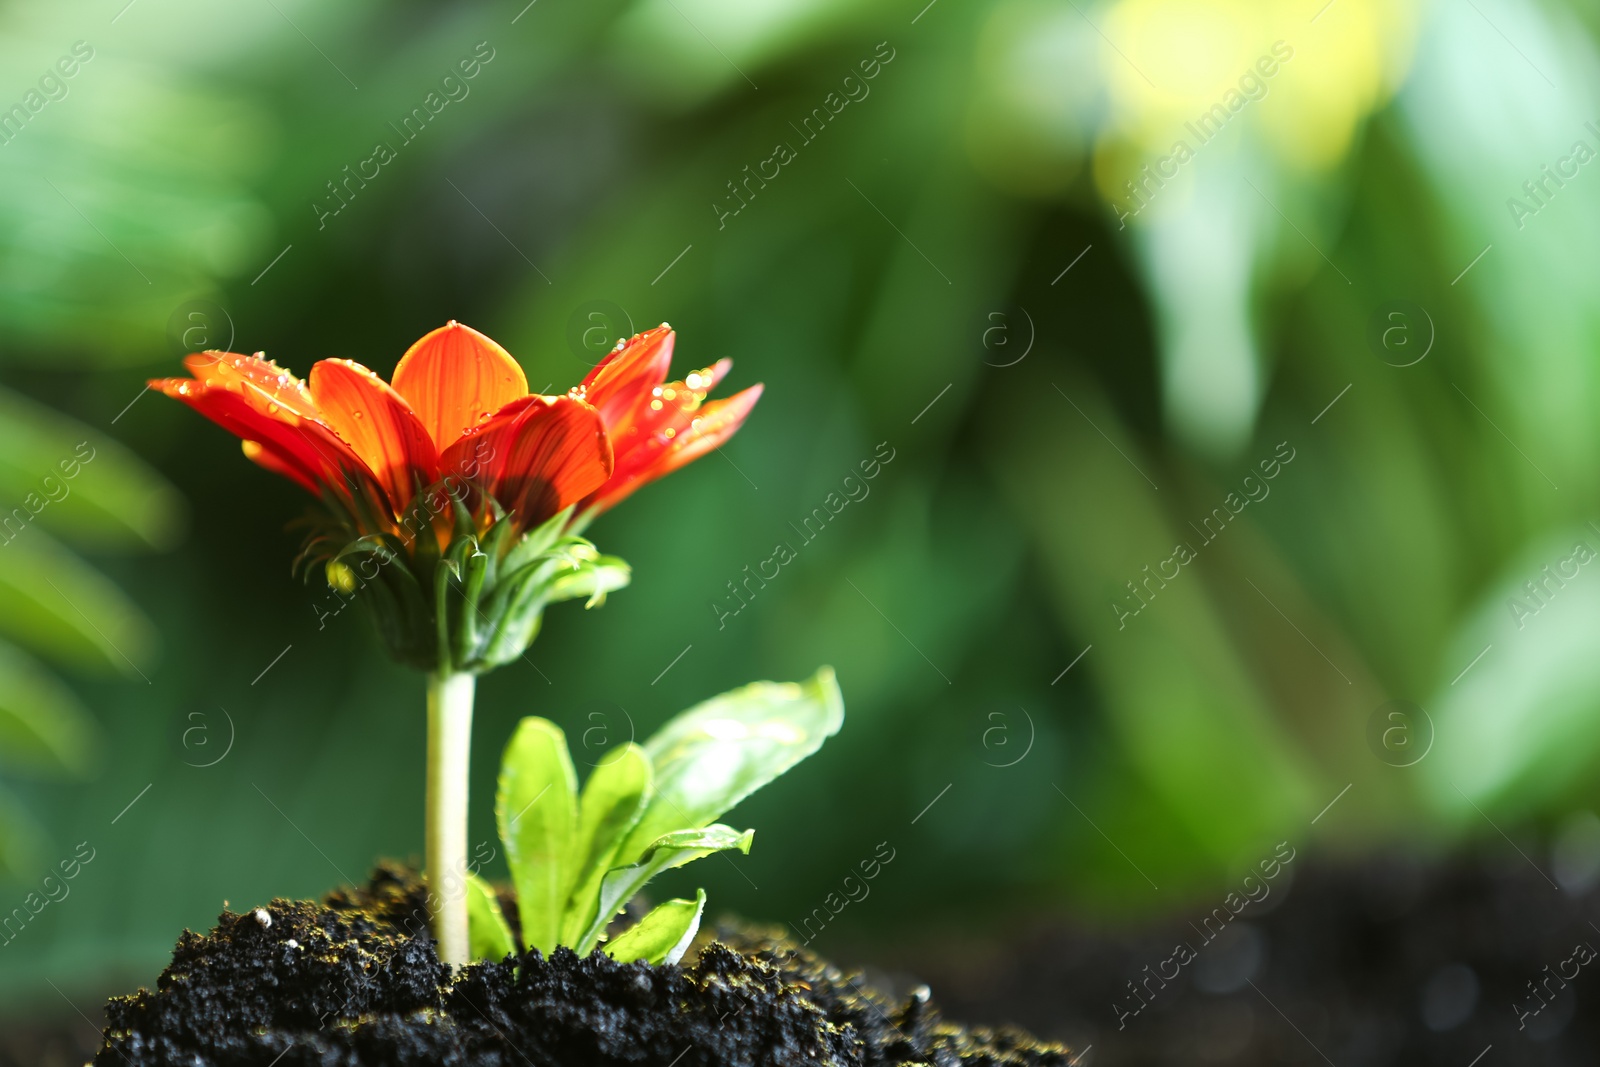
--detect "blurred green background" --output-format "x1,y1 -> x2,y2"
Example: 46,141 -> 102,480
2,0 -> 1598,1017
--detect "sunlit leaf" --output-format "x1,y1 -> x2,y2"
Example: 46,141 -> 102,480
495,717 -> 578,955
1422,528 -> 1600,820
616,668 -> 842,865
579,824 -> 752,953
465,872 -> 517,963
603,888 -> 706,966
560,742 -> 652,947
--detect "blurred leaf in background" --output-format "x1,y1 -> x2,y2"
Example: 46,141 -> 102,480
0,387 -> 181,876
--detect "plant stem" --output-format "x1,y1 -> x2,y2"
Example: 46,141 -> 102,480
425,669 -> 476,967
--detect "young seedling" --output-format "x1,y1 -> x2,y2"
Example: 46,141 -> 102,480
466,667 -> 843,965
151,322 -> 761,965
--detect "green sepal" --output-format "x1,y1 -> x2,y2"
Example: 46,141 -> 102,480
451,550 -> 490,667
500,505 -> 576,576
295,480 -> 629,673
548,551 -> 631,610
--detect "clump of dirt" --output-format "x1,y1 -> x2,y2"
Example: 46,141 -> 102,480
95,864 -> 1072,1066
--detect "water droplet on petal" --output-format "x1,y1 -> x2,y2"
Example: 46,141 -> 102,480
650,399 -> 663,411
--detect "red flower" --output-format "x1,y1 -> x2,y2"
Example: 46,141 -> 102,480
151,321 -> 759,537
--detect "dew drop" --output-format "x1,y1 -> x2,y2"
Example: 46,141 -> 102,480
650,399 -> 663,411
353,411 -> 364,419
662,388 -> 676,401
663,427 -> 676,439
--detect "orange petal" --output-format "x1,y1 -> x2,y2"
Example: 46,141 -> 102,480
443,396 -> 611,529
436,395 -> 540,489
182,351 -> 320,422
586,383 -> 762,517
151,376 -> 370,499
579,326 -> 674,435
604,359 -> 733,460
241,440 -> 318,493
309,359 -> 440,513
497,397 -> 613,527
390,322 -> 529,453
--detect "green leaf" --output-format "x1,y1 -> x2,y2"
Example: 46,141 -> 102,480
560,743 -> 653,946
603,889 -> 706,966
0,782 -> 46,881
0,386 -> 185,551
578,824 -> 753,953
1421,528 -> 1600,819
616,667 -> 843,865
495,717 -> 578,955
0,641 -> 97,778
465,873 -> 517,963
0,528 -> 157,675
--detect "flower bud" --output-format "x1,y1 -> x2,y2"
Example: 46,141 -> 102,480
326,559 -> 358,594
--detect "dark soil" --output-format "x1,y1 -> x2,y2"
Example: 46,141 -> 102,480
93,864 -> 1072,1066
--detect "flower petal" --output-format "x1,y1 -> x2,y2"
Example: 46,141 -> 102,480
585,383 -> 762,517
181,351 -> 320,422
443,395 -> 611,529
391,322 -> 529,452
579,326 -> 674,434
436,395 -> 540,487
241,439 -> 318,493
309,359 -> 440,512
150,376 -> 370,499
